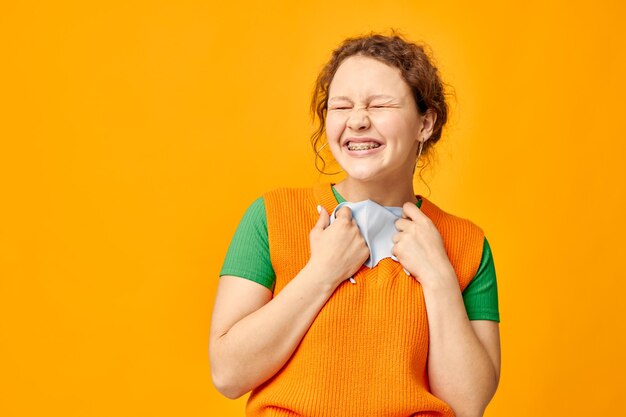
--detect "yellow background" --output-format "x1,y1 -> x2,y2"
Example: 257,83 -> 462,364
1,1 -> 625,416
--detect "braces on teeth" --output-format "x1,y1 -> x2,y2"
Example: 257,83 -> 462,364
348,143 -> 380,150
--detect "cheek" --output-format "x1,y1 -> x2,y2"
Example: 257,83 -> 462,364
374,113 -> 415,140
325,115 -> 345,140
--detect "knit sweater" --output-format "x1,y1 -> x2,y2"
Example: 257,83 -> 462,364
245,182 -> 485,416
219,185 -> 500,322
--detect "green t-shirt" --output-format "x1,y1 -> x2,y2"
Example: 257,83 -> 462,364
220,186 -> 500,322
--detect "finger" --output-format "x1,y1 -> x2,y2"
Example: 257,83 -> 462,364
392,232 -> 400,243
336,205 -> 353,219
395,218 -> 409,231
402,201 -> 422,221
314,204 -> 329,230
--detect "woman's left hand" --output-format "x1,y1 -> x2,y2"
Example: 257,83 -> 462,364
392,201 -> 457,289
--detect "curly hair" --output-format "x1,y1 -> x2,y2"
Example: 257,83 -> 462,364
310,29 -> 452,188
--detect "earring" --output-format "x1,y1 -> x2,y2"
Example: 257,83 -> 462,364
417,140 -> 424,160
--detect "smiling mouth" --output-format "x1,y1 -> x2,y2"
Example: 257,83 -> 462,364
346,142 -> 382,151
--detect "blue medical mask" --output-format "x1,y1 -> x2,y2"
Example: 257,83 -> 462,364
329,199 -> 410,275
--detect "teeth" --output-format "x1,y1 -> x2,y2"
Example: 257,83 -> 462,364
347,142 -> 381,151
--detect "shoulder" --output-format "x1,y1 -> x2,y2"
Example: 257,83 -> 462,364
262,184 -> 317,209
238,195 -> 267,228
422,197 -> 485,238
263,184 -> 314,198
245,194 -> 265,212
421,197 -> 485,290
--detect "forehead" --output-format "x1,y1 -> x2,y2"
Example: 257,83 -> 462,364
328,55 -> 409,99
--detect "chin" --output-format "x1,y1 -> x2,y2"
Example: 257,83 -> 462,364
342,167 -> 382,182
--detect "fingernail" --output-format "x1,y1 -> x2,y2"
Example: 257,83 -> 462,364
317,205 -> 322,214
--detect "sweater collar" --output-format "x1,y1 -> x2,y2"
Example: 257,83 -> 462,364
312,181 -> 440,223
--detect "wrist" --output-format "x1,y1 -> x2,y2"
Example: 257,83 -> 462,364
420,265 -> 459,294
303,260 -> 341,294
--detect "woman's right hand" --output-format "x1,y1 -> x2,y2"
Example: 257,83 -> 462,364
308,205 -> 370,288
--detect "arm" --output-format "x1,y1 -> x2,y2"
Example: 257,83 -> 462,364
210,205 -> 369,399
209,265 -> 338,399
392,205 -> 501,417
422,271 -> 501,417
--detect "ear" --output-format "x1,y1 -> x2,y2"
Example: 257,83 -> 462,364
418,109 -> 437,142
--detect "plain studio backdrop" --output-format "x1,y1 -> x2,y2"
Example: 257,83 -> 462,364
1,1 -> 625,416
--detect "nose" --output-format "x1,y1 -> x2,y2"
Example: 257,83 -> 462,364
346,106 -> 370,131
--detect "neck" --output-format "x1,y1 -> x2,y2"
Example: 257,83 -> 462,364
333,176 -> 418,207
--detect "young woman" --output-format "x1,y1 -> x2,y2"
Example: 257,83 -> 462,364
210,31 -> 501,417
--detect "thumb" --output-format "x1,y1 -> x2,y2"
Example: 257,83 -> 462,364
314,204 -> 330,230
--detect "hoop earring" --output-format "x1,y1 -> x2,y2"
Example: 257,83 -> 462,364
417,140 -> 424,161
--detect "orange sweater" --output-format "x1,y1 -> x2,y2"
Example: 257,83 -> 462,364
246,182 -> 485,416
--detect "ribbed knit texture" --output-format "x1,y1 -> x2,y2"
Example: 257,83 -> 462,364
246,182 -> 485,416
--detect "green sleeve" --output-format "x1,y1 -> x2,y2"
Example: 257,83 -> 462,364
461,237 -> 500,322
219,196 -> 276,292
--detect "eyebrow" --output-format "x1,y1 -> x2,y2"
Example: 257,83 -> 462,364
328,94 -> 396,103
